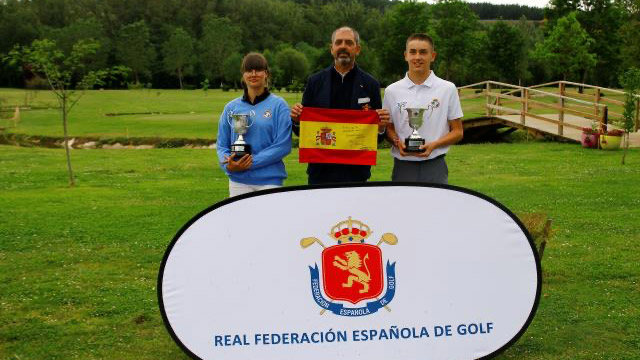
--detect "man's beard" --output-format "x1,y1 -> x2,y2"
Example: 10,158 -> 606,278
335,52 -> 354,66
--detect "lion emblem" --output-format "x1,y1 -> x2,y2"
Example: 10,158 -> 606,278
333,251 -> 371,294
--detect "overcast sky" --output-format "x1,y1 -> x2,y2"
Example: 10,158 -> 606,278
422,0 -> 550,8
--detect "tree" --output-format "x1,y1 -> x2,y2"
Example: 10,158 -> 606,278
618,67 -> 640,164
516,15 -> 545,85
5,39 -> 128,186
544,0 -> 581,24
486,20 -> 526,84
0,0 -> 41,87
468,2 -> 544,20
533,12 -> 597,81
222,52 -> 243,90
162,27 -> 195,89
4,0 -> 632,89
575,0 -> 624,86
219,0 -> 286,49
115,20 -> 156,84
200,78 -> 210,96
616,0 -> 640,18
617,20 -> 640,70
273,47 -> 310,90
315,0 -> 374,42
356,40 -> 382,81
432,0 -> 482,84
375,1 -> 431,84
545,0 -> 624,86
0,1 -> 40,52
616,0 -> 640,80
47,18 -> 111,71
198,15 -> 242,83
295,42 -> 325,74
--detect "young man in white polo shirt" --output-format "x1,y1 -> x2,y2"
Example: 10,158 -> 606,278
383,33 -> 463,184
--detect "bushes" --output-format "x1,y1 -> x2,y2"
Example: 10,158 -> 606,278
0,133 -> 214,148
517,212 -> 554,259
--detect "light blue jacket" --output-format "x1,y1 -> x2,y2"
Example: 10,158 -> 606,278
216,93 -> 292,185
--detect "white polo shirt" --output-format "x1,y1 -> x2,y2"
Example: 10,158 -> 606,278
383,71 -> 463,161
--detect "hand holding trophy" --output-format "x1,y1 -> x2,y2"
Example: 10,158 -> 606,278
227,110 -> 255,158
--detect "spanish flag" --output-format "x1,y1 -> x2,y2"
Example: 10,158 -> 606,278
299,107 -> 379,165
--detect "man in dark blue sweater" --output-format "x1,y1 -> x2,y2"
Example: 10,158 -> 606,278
290,26 -> 390,185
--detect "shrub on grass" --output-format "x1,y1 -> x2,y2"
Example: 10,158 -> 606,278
517,212 -> 554,260
127,82 -> 145,90
156,138 -> 187,148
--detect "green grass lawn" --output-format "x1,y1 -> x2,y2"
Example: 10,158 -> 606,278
0,88 -> 304,139
1,143 -> 639,359
1,87 -> 625,141
0,88 -> 622,140
6,87 -> 617,142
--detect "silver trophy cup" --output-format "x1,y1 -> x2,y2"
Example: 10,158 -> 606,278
404,107 -> 427,153
227,111 -> 255,158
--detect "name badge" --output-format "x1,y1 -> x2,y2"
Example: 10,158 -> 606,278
358,97 -> 370,104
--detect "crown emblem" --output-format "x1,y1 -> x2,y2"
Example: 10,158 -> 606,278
330,216 -> 371,244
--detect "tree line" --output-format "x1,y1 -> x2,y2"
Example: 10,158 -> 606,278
1,0 -> 639,90
468,3 -> 544,20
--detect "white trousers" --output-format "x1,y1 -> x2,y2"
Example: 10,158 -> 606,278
228,180 -> 280,197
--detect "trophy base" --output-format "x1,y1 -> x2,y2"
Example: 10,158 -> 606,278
404,138 -> 425,153
231,143 -> 252,159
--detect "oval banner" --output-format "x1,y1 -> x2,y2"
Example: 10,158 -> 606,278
159,183 -> 541,360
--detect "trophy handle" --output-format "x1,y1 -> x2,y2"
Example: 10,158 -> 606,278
226,110 -> 234,126
246,110 -> 255,128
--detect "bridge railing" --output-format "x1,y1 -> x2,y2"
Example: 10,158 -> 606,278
529,80 -> 639,131
457,80 -> 639,134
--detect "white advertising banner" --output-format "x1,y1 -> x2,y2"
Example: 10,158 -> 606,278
159,183 -> 541,360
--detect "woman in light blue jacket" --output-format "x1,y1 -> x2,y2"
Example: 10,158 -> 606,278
217,53 -> 292,197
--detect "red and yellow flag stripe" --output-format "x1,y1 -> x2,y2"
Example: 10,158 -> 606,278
299,107 -> 379,165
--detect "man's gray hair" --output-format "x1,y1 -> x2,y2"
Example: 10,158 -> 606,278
331,26 -> 360,45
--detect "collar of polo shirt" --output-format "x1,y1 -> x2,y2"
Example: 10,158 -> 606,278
403,70 -> 435,89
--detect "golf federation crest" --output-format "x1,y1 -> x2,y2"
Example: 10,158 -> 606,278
300,217 -> 397,317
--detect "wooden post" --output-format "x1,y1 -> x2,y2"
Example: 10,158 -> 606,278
12,106 -> 21,128
485,82 -> 491,116
594,88 -> 600,120
525,88 -> 529,115
636,98 -> 640,131
520,88 -> 527,125
496,88 -> 502,115
558,82 -> 565,136
602,105 -> 609,134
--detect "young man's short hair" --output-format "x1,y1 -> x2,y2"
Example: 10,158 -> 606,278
406,33 -> 435,51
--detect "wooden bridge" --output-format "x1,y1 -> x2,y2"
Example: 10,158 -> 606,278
458,80 -> 640,147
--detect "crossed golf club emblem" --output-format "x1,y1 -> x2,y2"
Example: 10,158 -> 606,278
300,232 -> 398,250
